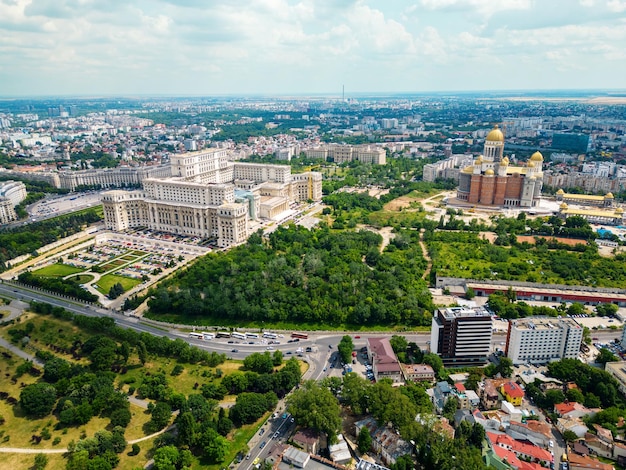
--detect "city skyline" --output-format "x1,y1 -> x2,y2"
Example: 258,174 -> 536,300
1,0 -> 626,97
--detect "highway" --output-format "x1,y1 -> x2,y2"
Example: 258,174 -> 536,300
1,282 -> 621,379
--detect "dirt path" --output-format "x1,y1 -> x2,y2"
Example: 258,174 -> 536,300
419,228 -> 432,281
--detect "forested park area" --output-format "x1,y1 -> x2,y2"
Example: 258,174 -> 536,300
147,225 -> 434,328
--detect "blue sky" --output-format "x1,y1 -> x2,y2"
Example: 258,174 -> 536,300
1,0 -> 625,96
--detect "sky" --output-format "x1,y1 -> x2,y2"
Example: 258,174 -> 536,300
1,0 -> 626,96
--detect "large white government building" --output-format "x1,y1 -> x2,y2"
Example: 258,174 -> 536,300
102,149 -> 322,247
505,317 -> 583,365
0,180 -> 27,225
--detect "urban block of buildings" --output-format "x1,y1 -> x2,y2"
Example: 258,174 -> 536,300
304,144 -> 387,165
430,306 -> 493,366
505,317 -> 583,365
0,180 -> 27,224
456,126 -> 544,208
101,149 -> 322,247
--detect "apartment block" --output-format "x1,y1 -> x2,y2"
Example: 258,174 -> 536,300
505,317 -> 583,365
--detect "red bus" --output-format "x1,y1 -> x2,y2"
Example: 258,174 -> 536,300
291,332 -> 308,340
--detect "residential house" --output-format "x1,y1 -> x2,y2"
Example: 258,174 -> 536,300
487,432 -> 553,467
402,364 -> 435,383
329,434 -> 351,465
555,402 -> 598,420
282,446 -> 311,468
367,337 -> 403,384
479,379 -> 501,410
501,382 -> 525,407
583,432 -> 613,459
568,453 -> 615,470
502,401 -> 523,422
355,417 -> 412,466
432,381 -> 453,412
507,420 -> 553,448
557,417 -> 589,438
292,429 -> 320,455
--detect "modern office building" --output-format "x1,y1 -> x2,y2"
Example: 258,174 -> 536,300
505,317 -> 583,365
430,307 -> 493,366
456,126 -> 544,207
102,148 -> 322,247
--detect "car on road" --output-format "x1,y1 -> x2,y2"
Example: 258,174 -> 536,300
259,428 -> 265,436
323,367 -> 327,372
286,351 -> 292,355
259,441 -> 267,449
231,349 -> 238,353
290,417 -> 295,423
328,344 -> 332,349
273,432 -> 280,439
228,340 -> 234,344
282,413 -> 288,419
267,346 -> 274,350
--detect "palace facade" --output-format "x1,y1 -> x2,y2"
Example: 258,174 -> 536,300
102,149 -> 322,247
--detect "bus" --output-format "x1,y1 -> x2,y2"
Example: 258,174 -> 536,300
232,332 -> 247,340
263,332 -> 278,339
188,332 -> 204,340
215,331 -> 231,338
246,333 -> 259,339
202,333 -> 215,340
291,332 -> 308,340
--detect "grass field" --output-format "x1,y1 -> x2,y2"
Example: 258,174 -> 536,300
71,274 -> 95,284
30,263 -> 84,278
95,274 -> 141,295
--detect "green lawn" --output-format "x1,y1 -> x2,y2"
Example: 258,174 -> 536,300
31,263 -> 84,277
72,274 -> 95,284
95,274 -> 141,295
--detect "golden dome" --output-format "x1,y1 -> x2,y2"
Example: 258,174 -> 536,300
486,125 -> 504,142
528,161 -> 536,168
462,165 -> 474,174
606,192 -> 614,199
501,156 -> 509,166
530,151 -> 544,162
475,155 -> 484,164
560,202 -> 568,209
556,189 -> 565,195
485,169 -> 495,176
615,207 -> 624,214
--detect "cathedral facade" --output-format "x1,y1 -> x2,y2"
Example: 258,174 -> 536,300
456,126 -> 543,208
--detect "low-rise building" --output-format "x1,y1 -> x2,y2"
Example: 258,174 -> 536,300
354,417 -> 412,466
479,379 -> 502,410
366,337 -> 403,384
500,382 -> 525,407
401,364 -> 435,383
292,429 -> 320,455
604,362 -> 626,397
555,402 -> 598,420
557,417 -> 589,438
568,453 -> 615,470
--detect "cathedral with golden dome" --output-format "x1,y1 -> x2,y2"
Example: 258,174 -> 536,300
456,125 -> 544,207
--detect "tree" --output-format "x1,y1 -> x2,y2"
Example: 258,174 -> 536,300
389,335 -> 408,354
596,303 -> 619,317
110,407 -> 131,428
563,430 -> 579,442
149,402 -> 172,432
443,396 -> 459,420
20,383 -> 57,418
358,426 -> 372,453
423,353 -> 443,375
108,282 -> 125,299
243,352 -> 274,374
287,381 -> 341,442
153,445 -> 180,470
597,348 -> 619,364
202,427 -> 229,463
338,335 -> 354,365
496,357 -> 513,378
272,349 -> 283,366
136,341 -> 148,365
465,287 -> 475,300
33,453 -> 48,470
